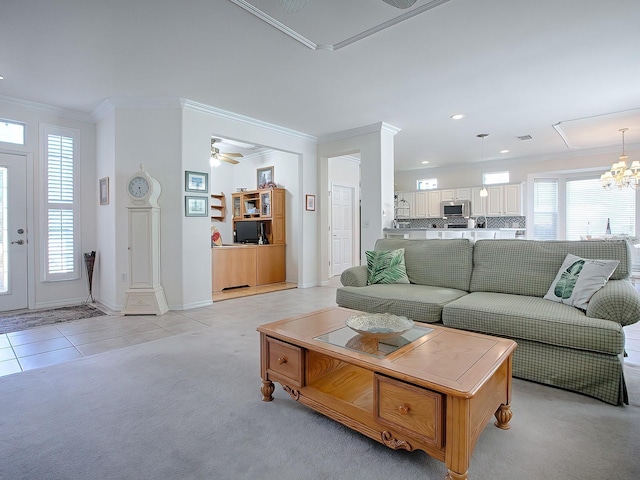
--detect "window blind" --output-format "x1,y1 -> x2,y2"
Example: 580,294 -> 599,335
44,129 -> 78,280
566,177 -> 635,239
533,179 -> 558,240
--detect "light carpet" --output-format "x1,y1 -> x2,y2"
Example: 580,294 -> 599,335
0,304 -> 106,334
0,300 -> 639,479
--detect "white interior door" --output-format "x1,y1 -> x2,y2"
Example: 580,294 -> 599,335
331,184 -> 354,276
0,153 -> 28,312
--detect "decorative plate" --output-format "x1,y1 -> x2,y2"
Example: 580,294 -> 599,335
345,313 -> 414,340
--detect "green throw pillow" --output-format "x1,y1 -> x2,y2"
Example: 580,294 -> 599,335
366,248 -> 410,285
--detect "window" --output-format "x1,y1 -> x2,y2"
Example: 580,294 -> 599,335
484,171 -> 509,185
531,174 -> 636,241
566,177 -> 635,239
41,125 -> 80,281
417,178 -> 437,190
532,179 -> 558,240
0,119 -> 26,145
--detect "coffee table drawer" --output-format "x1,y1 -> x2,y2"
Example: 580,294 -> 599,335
374,374 -> 443,448
266,337 -> 303,387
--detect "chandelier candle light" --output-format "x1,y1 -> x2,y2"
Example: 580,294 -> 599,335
601,128 -> 640,190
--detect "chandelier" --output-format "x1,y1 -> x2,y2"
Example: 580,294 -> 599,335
601,128 -> 640,190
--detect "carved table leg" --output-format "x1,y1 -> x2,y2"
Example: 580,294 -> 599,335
445,469 -> 468,480
261,379 -> 275,402
494,404 -> 512,430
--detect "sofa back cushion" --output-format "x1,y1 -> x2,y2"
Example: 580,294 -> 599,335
470,239 -> 632,297
374,238 -> 473,291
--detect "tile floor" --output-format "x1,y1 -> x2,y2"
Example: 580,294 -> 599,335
0,281 -> 341,378
0,278 -> 639,378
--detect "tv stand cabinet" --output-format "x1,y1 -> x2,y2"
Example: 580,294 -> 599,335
211,244 -> 286,293
213,188 -> 287,294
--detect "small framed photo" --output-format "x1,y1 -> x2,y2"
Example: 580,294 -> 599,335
185,196 -> 208,217
257,166 -> 274,189
185,171 -> 208,193
99,177 -> 109,205
306,194 -> 316,211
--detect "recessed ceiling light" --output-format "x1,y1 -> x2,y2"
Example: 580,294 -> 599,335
421,161 -> 429,164
500,149 -> 509,154
0,75 -> 4,80
450,114 -> 465,120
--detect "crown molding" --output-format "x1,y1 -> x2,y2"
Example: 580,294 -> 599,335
91,97 -> 183,122
0,94 -> 93,123
181,98 -> 317,143
228,0 -> 451,52
319,121 -> 401,144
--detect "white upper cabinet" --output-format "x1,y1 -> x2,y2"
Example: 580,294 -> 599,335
395,192 -> 413,218
427,190 -> 442,217
441,188 -> 470,201
503,183 -> 523,216
415,191 -> 428,217
395,183 -> 523,218
471,187 -> 487,216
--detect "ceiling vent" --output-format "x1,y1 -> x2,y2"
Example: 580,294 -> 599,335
517,135 -> 533,141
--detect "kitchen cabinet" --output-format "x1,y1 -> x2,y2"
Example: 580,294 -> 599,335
414,191 -> 428,217
486,186 -> 503,216
441,188 -> 470,201
395,192 -> 414,218
471,183 -> 524,216
471,187 -> 487,216
427,190 -> 441,217
503,183 -> 523,216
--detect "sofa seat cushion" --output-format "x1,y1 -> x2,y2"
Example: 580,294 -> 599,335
336,284 -> 469,324
442,292 -> 624,355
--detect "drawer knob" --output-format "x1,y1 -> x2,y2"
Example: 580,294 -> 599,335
277,356 -> 287,365
398,404 -> 410,415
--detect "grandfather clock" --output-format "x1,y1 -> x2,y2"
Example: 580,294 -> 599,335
122,166 -> 169,315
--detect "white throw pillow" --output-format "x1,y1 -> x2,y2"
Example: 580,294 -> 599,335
544,254 -> 619,310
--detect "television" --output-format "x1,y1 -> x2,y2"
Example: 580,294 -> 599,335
235,221 -> 260,244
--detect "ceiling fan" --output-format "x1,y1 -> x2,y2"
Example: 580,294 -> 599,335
279,0 -> 416,14
210,138 -> 243,166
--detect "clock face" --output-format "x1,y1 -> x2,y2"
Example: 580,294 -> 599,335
128,176 -> 150,198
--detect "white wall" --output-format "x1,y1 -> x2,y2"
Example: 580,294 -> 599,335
394,147 -> 640,191
0,97 -> 97,309
318,123 -> 399,280
182,101 -> 318,295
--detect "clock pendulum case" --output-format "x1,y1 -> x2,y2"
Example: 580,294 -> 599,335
122,167 -> 169,315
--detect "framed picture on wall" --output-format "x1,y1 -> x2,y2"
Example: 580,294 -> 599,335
185,196 -> 208,217
185,171 -> 208,193
306,194 -> 316,211
99,177 -> 109,205
257,166 -> 274,189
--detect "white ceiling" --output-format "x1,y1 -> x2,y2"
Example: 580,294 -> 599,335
1,0 -> 639,172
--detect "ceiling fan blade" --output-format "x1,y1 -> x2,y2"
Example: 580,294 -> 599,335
382,0 -> 417,8
222,152 -> 243,158
220,155 -> 240,165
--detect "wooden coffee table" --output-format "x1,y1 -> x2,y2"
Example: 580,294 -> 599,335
258,307 -> 516,480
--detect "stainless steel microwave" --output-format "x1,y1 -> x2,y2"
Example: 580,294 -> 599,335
441,200 -> 471,218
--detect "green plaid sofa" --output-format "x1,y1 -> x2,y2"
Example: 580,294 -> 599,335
336,238 -> 640,405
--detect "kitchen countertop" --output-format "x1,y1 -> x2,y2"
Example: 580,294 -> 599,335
383,227 -> 510,232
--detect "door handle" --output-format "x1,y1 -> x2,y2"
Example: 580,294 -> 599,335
11,239 -> 25,245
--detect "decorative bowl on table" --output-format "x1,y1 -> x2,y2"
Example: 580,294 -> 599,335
345,313 -> 414,340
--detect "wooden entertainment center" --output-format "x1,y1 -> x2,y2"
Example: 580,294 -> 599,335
211,188 -> 286,293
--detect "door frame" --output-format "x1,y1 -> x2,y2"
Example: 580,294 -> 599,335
0,149 -> 35,311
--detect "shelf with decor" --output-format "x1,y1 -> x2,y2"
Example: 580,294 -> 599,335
210,193 -> 226,221
213,188 -> 287,293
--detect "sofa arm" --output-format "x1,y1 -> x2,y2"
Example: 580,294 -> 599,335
587,280 -> 640,326
340,265 -> 368,287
